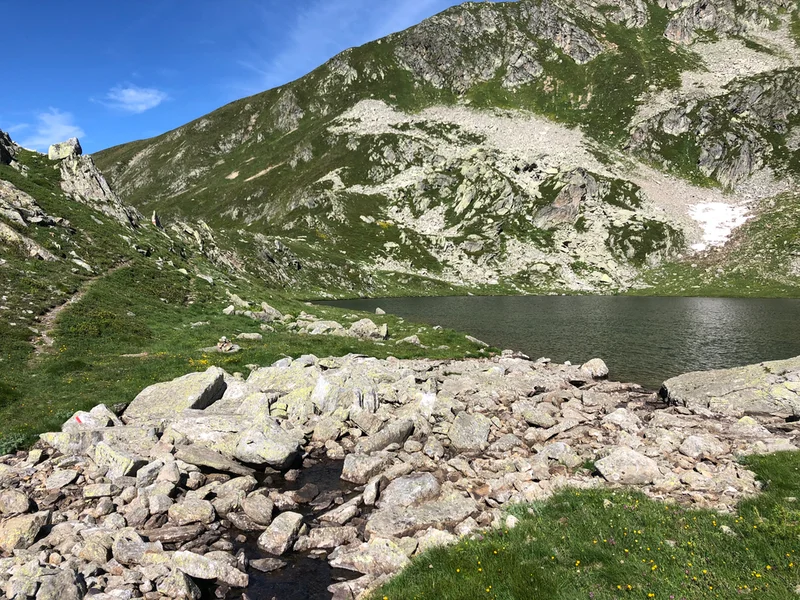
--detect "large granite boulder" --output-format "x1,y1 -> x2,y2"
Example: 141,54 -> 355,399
234,422 -> 303,468
448,412 -> 491,452
0,511 -> 49,552
661,356 -> 800,417
257,511 -> 304,556
365,492 -> 478,538
48,138 -> 82,161
596,446 -> 660,485
124,367 -> 227,423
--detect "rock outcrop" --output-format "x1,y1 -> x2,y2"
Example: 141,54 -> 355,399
59,153 -> 141,228
1,353 -> 798,598
629,69 -> 800,189
48,138 -> 82,161
0,129 -> 15,165
661,355 -> 800,416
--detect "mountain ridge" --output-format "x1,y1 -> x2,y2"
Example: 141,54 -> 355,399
91,0 -> 800,298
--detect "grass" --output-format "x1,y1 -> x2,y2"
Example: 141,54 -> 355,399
0,262 -> 491,452
372,451 -> 800,600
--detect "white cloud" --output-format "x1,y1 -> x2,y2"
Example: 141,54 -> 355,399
19,109 -> 85,151
101,84 -> 169,114
236,0 -> 461,94
4,123 -> 30,134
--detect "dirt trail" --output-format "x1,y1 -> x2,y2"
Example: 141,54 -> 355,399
31,261 -> 132,355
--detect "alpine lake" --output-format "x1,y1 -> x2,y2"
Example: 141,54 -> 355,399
320,296 -> 800,391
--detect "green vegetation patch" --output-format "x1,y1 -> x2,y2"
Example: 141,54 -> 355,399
374,451 -> 800,600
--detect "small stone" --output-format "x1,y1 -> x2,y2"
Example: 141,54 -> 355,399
0,489 -> 30,515
250,557 -> 287,572
169,499 -> 216,526
84,483 -> 120,498
243,494 -> 274,526
45,469 -> 78,490
257,511 -> 304,556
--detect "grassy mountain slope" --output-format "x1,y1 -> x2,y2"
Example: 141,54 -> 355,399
94,0 -> 800,297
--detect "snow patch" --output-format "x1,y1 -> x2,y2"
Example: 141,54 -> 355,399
689,202 -> 751,251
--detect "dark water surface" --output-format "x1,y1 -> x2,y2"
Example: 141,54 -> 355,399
321,296 -> 800,390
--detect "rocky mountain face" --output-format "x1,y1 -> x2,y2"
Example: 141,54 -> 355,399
91,0 -> 800,297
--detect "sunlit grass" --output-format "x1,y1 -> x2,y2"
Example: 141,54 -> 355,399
373,452 -> 800,600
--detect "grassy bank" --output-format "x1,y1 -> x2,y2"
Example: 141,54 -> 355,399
373,451 -> 800,600
0,261 -> 489,454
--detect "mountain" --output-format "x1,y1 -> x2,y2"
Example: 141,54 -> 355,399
93,0 -> 800,298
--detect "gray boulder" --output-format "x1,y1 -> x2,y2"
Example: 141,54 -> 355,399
0,511 -> 49,552
448,412 -> 491,452
157,569 -> 201,599
44,469 -> 78,490
349,318 -> 388,341
355,419 -> 414,454
365,493 -> 478,538
329,537 -> 410,575
378,473 -> 441,508
243,494 -> 274,526
173,550 -> 248,588
679,434 -> 730,459
295,525 -> 358,551
168,499 -> 216,526
48,138 -> 82,161
175,444 -> 255,477
35,567 -> 85,600
661,356 -> 800,416
0,490 -> 30,515
581,358 -> 609,378
234,422 -> 302,468
341,453 -> 392,485
257,511 -> 304,555
124,367 -> 227,423
596,447 -> 660,485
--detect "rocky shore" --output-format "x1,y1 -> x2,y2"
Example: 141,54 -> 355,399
1,353 -> 799,600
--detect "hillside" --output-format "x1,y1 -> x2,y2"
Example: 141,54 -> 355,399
94,0 -> 800,297
0,132 -> 486,453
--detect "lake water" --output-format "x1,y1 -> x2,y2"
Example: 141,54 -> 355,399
321,296 -> 800,390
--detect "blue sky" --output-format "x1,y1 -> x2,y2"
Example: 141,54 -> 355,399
0,0 -> 466,154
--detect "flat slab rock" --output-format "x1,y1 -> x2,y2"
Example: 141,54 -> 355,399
661,356 -> 800,416
365,494 -> 479,538
124,366 -> 227,423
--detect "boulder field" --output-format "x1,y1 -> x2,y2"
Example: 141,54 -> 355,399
1,353 -> 798,599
